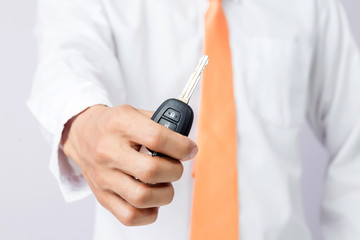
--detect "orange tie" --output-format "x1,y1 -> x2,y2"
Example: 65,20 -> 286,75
190,0 -> 239,239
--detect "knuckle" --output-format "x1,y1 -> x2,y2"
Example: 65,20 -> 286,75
107,113 -> 125,132
121,207 -> 139,226
117,106 -> 140,138
146,128 -> 164,150
132,184 -> 152,208
120,207 -> 159,226
118,104 -> 134,113
107,105 -> 133,132
140,160 -> 160,183
93,142 -> 108,163
106,114 -> 119,131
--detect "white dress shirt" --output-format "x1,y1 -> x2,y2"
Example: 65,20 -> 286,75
27,0 -> 360,239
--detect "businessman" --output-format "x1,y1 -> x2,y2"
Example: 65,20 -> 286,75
28,0 -> 360,239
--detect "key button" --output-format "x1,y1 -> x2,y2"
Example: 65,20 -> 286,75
159,118 -> 177,131
164,108 -> 181,122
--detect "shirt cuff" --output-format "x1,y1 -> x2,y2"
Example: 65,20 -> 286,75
48,88 -> 113,202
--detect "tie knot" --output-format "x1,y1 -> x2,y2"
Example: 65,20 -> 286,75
207,0 -> 222,11
208,0 -> 222,7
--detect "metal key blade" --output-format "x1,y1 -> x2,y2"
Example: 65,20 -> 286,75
179,55 -> 209,104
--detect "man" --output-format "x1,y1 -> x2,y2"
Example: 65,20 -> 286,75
28,0 -> 360,239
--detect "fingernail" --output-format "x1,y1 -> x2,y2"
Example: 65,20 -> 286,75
189,146 -> 198,159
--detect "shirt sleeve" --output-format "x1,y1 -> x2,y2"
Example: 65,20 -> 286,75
27,0 -> 126,202
307,0 -> 360,238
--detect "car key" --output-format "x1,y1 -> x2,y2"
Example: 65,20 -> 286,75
147,55 -> 209,157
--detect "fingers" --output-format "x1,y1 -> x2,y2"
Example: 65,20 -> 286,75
91,133 -> 184,184
111,106 -> 198,161
141,126 -> 198,161
103,170 -> 175,209
134,152 -> 184,184
98,190 -> 159,226
112,146 -> 184,184
82,167 -> 159,226
65,104 -> 193,227
84,154 -> 173,226
138,122 -> 198,161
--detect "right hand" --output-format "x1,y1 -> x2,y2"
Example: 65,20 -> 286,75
61,104 -> 198,226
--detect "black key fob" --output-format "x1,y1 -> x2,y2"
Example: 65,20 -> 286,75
145,55 -> 208,157
147,98 -> 194,157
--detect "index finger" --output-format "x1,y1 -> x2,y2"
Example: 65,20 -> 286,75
121,108 -> 198,160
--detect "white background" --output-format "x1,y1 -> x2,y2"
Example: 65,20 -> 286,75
0,1 -> 359,239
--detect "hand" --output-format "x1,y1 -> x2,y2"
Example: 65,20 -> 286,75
61,105 -> 198,226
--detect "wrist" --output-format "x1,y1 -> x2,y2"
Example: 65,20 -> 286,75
61,104 -> 108,156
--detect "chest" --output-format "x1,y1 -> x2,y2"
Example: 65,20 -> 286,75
103,0 -> 317,127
